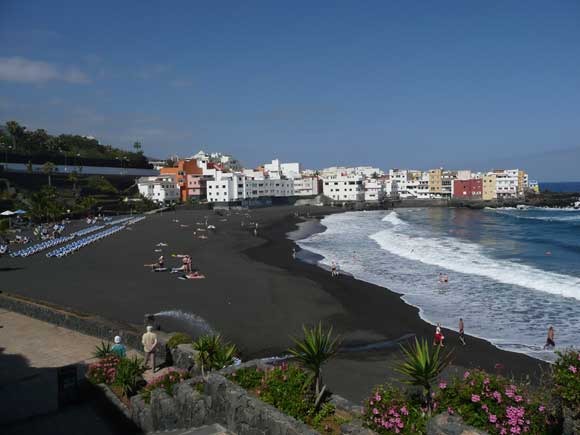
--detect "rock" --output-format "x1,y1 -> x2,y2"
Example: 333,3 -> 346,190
563,406 -> 580,435
172,344 -> 200,373
427,413 -> 488,435
151,389 -> 180,431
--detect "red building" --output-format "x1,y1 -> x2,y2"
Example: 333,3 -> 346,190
453,179 -> 483,198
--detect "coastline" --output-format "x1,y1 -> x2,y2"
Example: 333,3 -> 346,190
245,207 -> 547,401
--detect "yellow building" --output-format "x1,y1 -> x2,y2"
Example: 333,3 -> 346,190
518,170 -> 527,194
483,173 -> 497,200
429,168 -> 443,194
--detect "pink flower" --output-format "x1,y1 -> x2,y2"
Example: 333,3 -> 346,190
489,414 -> 497,423
515,395 -> 523,403
439,382 -> 447,389
569,365 -> 577,374
400,406 -> 408,415
375,392 -> 382,401
538,405 -> 545,412
483,378 -> 490,385
447,407 -> 454,415
372,408 -> 379,415
463,371 -> 471,379
482,404 -> 489,412
471,394 -> 481,403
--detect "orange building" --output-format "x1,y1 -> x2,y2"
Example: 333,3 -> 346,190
160,159 -> 203,201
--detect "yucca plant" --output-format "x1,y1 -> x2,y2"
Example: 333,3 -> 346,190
394,337 -> 452,410
94,341 -> 113,358
287,323 -> 341,402
114,356 -> 146,397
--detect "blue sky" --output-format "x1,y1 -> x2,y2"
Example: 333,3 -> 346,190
1,1 -> 579,180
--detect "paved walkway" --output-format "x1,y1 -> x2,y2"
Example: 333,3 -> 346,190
0,309 -> 141,426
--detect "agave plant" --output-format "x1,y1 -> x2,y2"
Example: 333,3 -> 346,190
394,337 -> 452,409
193,334 -> 237,377
287,323 -> 341,402
94,341 -> 113,358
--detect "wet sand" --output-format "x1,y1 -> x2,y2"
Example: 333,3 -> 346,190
0,206 -> 546,402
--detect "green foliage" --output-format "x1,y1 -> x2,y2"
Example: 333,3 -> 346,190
113,356 -> 146,397
394,338 -> 452,401
287,323 -> 341,396
94,341 -> 113,358
436,369 -> 554,435
192,335 -> 237,376
140,369 -> 190,404
553,349 -> 580,410
28,186 -> 65,222
167,332 -> 193,349
85,176 -> 118,194
0,218 -> 9,238
229,363 -> 338,427
364,384 -> 428,434
0,120 -> 149,167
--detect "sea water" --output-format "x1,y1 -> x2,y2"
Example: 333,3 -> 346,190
296,207 -> 580,362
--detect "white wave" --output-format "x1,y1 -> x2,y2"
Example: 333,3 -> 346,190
382,212 -> 408,226
369,224 -> 580,301
494,211 -> 580,222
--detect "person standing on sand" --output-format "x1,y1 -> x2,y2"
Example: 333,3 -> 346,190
459,318 -> 466,346
544,326 -> 555,349
331,261 -> 337,277
292,247 -> 296,259
142,326 -> 158,372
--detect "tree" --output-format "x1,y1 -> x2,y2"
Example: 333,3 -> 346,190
287,323 -> 341,404
42,161 -> 56,186
68,170 -> 79,194
26,160 -> 33,174
5,120 -> 25,150
394,338 -> 452,410
192,335 -> 237,377
133,141 -> 142,154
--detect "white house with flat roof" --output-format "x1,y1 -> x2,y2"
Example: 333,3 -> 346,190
322,175 -> 365,201
137,175 -> 180,204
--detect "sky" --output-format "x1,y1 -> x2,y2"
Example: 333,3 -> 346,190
1,1 -> 579,181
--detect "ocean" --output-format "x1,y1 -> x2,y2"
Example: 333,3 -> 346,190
296,207 -> 580,361
540,182 -> 580,193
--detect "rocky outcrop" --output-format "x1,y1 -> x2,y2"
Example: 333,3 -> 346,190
171,344 -> 200,373
427,414 -> 488,435
563,406 -> 580,435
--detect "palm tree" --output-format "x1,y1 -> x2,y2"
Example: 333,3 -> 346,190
133,141 -> 142,154
394,338 -> 452,410
287,323 -> 341,402
193,335 -> 237,377
192,335 -> 212,377
42,161 -> 55,186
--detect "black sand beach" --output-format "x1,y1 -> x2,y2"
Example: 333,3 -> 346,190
0,206 -> 546,402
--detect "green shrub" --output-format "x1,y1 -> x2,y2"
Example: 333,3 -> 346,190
167,333 -> 193,349
113,356 -> 146,397
436,369 -> 553,434
229,366 -> 263,390
364,384 -> 428,434
553,349 -> 580,411
141,369 -> 190,404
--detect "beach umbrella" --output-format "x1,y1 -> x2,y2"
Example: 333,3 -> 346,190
13,210 -> 27,215
1,210 -> 15,228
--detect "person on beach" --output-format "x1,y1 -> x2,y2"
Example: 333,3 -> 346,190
292,247 -> 296,259
331,261 -> 337,277
439,273 -> 448,283
142,326 -> 158,372
544,326 -> 555,349
111,335 -> 127,358
459,318 -> 466,346
434,323 -> 445,347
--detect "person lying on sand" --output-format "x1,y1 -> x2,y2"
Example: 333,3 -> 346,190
145,255 -> 164,269
433,323 -> 445,347
178,270 -> 205,280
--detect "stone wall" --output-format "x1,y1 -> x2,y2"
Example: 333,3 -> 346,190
0,292 -> 167,364
426,414 -> 488,435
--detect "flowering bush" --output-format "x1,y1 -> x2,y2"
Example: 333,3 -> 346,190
87,355 -> 121,385
364,384 -> 427,434
436,369 -> 552,434
141,369 -> 190,404
553,349 -> 580,411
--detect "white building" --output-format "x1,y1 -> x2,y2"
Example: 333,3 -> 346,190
192,150 -> 242,171
321,166 -> 383,178
263,159 -> 301,179
494,171 -> 519,198
293,176 -> 321,196
206,171 -> 294,202
364,179 -> 385,202
322,175 -> 365,201
137,176 -> 180,204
